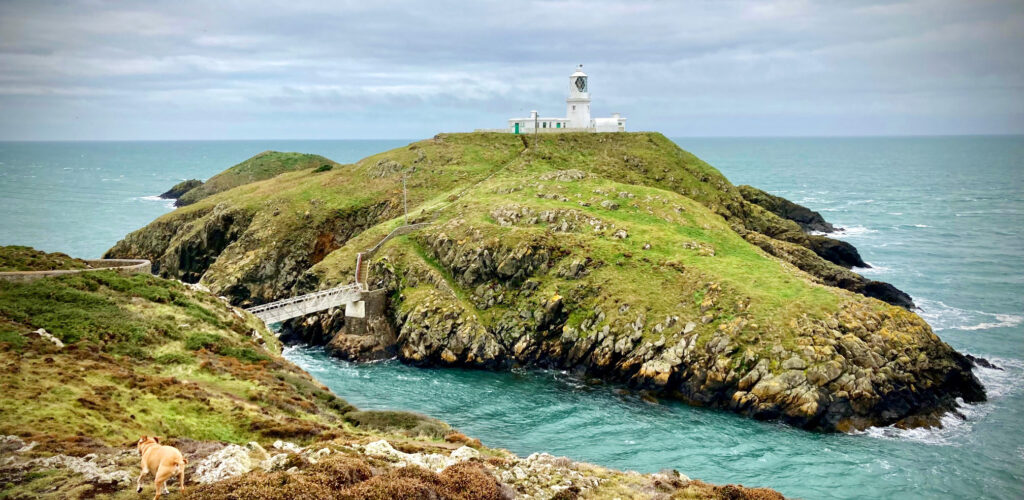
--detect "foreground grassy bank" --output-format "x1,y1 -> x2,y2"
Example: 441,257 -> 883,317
0,252 -> 783,499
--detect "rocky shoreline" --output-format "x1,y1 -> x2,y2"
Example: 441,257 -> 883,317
291,243 -> 984,432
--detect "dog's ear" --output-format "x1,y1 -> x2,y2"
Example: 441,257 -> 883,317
153,436 -> 160,443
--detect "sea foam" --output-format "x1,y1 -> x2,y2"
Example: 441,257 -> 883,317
134,195 -> 175,209
858,357 -> 1023,445
916,298 -> 1023,332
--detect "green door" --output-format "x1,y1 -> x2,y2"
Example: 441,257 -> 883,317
514,123 -> 519,134
556,123 -> 561,128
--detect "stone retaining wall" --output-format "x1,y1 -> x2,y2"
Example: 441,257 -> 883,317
0,259 -> 152,283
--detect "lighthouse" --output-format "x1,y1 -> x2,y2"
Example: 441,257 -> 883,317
566,65 -> 591,129
503,65 -> 626,134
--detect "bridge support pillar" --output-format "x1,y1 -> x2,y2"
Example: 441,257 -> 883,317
326,290 -> 396,361
345,300 -> 366,319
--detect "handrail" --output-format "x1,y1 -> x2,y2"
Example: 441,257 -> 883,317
366,223 -> 431,256
245,283 -> 362,314
356,222 -> 431,291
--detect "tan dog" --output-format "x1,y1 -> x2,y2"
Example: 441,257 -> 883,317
136,436 -> 187,499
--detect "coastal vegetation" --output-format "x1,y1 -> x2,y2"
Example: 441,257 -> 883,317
0,248 -> 782,498
173,151 -> 342,207
0,245 -> 88,272
106,132 -> 986,433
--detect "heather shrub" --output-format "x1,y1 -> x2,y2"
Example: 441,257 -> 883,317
438,462 -> 505,500
339,476 -> 439,500
304,455 -> 374,489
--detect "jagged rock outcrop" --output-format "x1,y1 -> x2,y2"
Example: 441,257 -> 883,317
106,203 -> 254,284
740,231 -> 912,308
805,235 -> 868,269
738,185 -> 835,233
107,199 -> 396,306
159,179 -> 203,200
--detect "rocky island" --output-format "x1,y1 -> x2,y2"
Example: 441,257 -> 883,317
105,132 -> 986,434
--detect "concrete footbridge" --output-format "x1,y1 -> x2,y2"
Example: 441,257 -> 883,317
245,283 -> 364,323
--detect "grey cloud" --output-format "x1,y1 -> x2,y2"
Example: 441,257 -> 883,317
0,0 -> 1021,139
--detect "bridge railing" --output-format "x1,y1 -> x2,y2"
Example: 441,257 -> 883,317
245,283 -> 362,316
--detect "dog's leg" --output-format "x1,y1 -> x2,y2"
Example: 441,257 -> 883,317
136,466 -> 148,493
154,466 -> 173,500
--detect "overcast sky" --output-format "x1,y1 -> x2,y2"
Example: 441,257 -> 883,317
1,0 -> 1022,140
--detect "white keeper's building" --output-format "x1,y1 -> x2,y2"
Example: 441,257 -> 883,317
507,65 -> 626,134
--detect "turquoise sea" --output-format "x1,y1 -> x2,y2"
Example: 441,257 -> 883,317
1,136 -> 1021,499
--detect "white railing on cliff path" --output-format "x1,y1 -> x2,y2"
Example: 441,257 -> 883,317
355,222 -> 431,290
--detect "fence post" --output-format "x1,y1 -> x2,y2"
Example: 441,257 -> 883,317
355,253 -> 364,290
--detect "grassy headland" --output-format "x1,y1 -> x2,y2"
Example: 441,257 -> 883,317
105,132 -> 984,433
175,151 -> 343,207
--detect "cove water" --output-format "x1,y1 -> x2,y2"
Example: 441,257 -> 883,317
1,136 -> 1021,499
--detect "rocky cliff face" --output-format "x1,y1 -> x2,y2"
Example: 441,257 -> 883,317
108,132 -> 982,432
738,185 -> 836,233
107,200 -> 395,305
307,212 -> 982,432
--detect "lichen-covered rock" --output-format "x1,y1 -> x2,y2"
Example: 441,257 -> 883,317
192,442 -> 270,484
360,440 -> 483,472
27,453 -> 133,487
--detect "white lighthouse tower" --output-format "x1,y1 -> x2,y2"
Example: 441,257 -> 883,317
502,64 -> 625,134
565,64 -> 591,129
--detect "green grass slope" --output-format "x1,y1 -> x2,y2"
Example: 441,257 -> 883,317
0,271 -> 353,444
0,246 -> 88,272
175,151 -> 344,206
